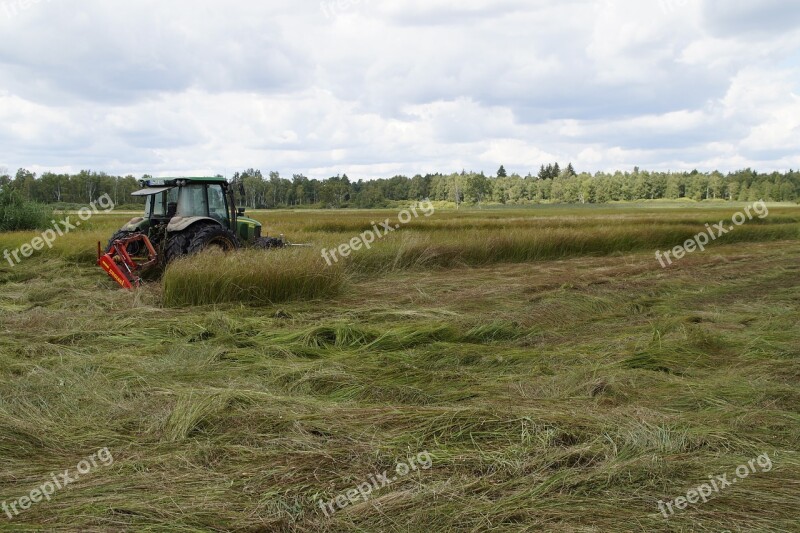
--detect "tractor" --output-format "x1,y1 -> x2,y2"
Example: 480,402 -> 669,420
98,177 -> 286,289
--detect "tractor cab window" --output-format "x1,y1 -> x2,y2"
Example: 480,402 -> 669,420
149,188 -> 178,218
207,184 -> 228,224
176,184 -> 209,218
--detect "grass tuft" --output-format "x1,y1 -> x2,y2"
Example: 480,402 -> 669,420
162,248 -> 346,307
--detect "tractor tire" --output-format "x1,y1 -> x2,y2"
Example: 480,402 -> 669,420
163,231 -> 192,265
165,223 -> 240,264
106,230 -> 143,256
186,224 -> 241,255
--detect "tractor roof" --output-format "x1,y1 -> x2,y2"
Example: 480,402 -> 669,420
139,177 -> 227,188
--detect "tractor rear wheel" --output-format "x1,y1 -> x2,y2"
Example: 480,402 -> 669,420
187,224 -> 240,254
165,223 -> 240,264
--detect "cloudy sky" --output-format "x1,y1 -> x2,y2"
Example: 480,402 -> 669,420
1,0 -> 799,180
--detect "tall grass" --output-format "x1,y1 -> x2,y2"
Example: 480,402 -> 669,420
247,206 -> 800,276
162,248 -> 346,307
343,223 -> 800,274
2,205 -> 795,300
0,190 -> 53,231
161,209 -> 799,306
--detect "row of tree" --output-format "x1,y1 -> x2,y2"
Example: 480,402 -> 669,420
1,165 -> 799,208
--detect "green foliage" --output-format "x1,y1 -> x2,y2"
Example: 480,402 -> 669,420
5,166 -> 800,213
0,189 -> 53,231
4,168 -> 143,206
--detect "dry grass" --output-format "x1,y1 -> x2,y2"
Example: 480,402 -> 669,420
1,205 -> 799,532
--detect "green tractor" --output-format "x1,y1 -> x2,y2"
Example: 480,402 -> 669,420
98,177 -> 286,289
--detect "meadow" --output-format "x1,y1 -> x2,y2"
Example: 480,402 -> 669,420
0,203 -> 799,532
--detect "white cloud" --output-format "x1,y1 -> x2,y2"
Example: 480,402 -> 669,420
0,0 -> 799,178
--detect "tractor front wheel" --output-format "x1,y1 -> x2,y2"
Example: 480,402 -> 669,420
106,230 -> 144,256
164,231 -> 191,264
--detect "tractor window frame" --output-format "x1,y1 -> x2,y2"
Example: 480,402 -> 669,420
175,184 -> 210,218
207,184 -> 229,226
146,189 -> 179,218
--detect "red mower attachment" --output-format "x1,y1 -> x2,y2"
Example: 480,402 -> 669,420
97,234 -> 158,289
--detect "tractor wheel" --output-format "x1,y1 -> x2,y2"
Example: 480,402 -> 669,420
186,224 -> 240,255
163,231 -> 192,264
166,223 -> 240,264
106,230 -> 143,256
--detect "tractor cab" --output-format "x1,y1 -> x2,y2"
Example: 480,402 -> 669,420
125,178 -> 262,243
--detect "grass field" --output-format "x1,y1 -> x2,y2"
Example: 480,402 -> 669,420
1,204 -> 799,532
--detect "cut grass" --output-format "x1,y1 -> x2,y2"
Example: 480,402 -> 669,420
1,205 -> 799,532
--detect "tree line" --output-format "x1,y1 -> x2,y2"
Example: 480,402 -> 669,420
1,165 -> 798,209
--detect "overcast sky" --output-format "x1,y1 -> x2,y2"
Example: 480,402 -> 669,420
1,0 -> 799,180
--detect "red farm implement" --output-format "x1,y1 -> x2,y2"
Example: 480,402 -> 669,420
97,234 -> 158,289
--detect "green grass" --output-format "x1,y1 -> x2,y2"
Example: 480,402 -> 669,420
0,204 -> 799,532
163,248 -> 346,307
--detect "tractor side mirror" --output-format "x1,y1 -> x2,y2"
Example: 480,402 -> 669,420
237,207 -> 246,216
